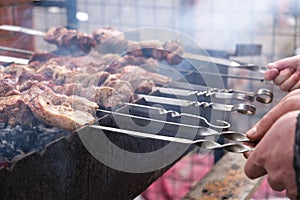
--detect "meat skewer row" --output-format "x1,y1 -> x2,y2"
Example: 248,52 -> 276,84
0,61 -> 172,131
43,26 -> 184,65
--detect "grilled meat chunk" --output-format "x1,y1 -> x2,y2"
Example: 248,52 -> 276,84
94,86 -> 123,110
0,78 -> 20,97
117,68 -> 155,94
28,95 -> 95,132
44,27 -> 93,54
53,82 -> 83,96
163,40 -> 183,65
23,83 -> 68,106
106,55 -> 159,73
22,82 -> 98,131
91,27 -> 125,47
80,86 -> 126,110
104,80 -> 134,103
42,26 -> 184,65
0,95 -> 35,127
128,40 -> 164,60
135,79 -> 155,94
66,95 -> 98,115
121,65 -> 172,85
28,52 -> 56,68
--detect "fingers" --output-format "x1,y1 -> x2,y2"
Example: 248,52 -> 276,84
268,55 -> 300,71
280,71 -> 300,91
265,56 -> 300,91
273,67 -> 296,85
244,152 -> 267,179
246,110 -> 277,141
246,92 -> 300,141
243,141 -> 257,159
290,81 -> 300,91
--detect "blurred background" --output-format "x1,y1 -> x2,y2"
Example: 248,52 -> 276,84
1,0 -> 299,199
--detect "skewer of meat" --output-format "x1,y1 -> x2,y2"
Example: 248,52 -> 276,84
42,26 -> 184,65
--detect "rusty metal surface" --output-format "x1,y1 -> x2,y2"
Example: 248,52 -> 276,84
182,153 -> 264,200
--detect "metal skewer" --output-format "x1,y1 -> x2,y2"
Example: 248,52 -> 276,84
184,52 -> 268,73
123,102 -> 230,129
88,125 -> 252,153
124,103 -> 230,129
97,109 -> 250,142
153,87 -> 273,104
135,94 -> 256,115
0,25 -> 46,36
0,56 -> 29,65
97,109 -> 248,142
0,46 -> 34,55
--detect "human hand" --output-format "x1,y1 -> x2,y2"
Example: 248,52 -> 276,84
264,55 -> 300,91
244,110 -> 300,199
244,89 -> 300,145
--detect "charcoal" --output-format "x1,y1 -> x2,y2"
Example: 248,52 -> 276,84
0,124 -> 70,162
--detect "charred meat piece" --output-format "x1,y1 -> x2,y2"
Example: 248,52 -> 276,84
92,27 -> 128,54
53,82 -> 84,96
128,40 -> 165,60
96,71 -> 111,86
33,53 -> 117,70
118,68 -> 155,94
163,40 -> 184,65
44,27 -> 93,54
64,73 -> 91,88
18,80 -> 36,92
22,82 -> 98,131
22,82 -> 68,107
52,65 -> 74,85
94,86 -> 124,110
16,68 -> 47,84
42,26 -> 184,65
36,62 -> 75,85
81,86 -> 124,110
121,65 -> 172,85
106,55 -> 159,73
134,79 -> 155,94
22,81 -> 97,115
28,52 -> 56,68
104,80 -> 134,103
0,95 -> 35,127
35,62 -> 57,79
24,80 -> 83,96
91,27 -> 125,47
102,74 -> 120,85
28,95 -> 95,132
66,95 -> 98,115
0,78 -> 20,97
48,55 -> 107,70
3,63 -> 35,76
2,63 -> 46,84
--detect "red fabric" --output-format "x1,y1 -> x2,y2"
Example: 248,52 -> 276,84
142,153 -> 214,200
142,153 -> 286,200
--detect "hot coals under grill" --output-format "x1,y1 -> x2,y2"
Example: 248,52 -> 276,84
0,123 -> 69,166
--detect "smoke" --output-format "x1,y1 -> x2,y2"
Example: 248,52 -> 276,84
176,0 -> 297,57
